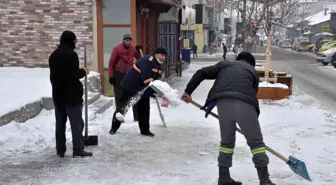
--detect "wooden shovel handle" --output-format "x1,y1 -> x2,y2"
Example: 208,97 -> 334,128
190,100 -> 289,163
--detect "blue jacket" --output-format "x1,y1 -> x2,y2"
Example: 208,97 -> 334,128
121,54 -> 163,97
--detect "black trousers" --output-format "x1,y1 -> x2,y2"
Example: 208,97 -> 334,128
111,88 -> 151,133
223,52 -> 227,61
113,71 -> 138,120
55,105 -> 84,154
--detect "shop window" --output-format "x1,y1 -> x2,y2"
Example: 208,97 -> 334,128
103,0 -> 131,24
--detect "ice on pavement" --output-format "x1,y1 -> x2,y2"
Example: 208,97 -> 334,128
150,80 -> 181,107
0,63 -> 336,185
259,81 -> 289,89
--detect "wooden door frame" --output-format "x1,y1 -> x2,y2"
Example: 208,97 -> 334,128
96,0 -> 137,94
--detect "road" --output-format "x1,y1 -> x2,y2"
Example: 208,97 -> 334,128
260,46 -> 336,112
193,46 -> 336,111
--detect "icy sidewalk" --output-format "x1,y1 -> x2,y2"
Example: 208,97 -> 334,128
1,63 -> 336,185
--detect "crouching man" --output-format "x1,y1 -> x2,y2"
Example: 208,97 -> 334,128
109,47 -> 167,137
181,52 -> 276,185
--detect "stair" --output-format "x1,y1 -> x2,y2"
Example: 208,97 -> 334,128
42,92 -> 114,121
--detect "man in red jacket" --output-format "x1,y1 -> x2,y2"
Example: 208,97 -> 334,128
108,33 -> 142,122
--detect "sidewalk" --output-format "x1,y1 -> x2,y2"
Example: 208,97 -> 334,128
0,62 -> 335,184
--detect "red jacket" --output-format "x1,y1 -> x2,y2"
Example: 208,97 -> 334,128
108,43 -> 140,78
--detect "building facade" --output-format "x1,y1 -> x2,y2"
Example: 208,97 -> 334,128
0,0 -> 182,95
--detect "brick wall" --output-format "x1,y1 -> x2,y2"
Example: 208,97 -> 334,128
0,0 -> 94,67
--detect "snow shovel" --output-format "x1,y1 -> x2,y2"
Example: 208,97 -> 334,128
154,94 -> 167,128
190,100 -> 312,182
83,46 -> 98,146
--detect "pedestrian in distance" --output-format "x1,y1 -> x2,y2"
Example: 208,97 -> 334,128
192,44 -> 198,59
109,47 -> 167,137
222,42 -> 228,61
108,33 -> 142,122
49,30 -> 93,158
181,52 -> 276,185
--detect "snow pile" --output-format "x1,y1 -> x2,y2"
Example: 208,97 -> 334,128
0,67 -> 51,116
259,81 -> 288,89
150,80 -> 181,107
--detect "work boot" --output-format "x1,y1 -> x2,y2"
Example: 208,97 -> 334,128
218,166 -> 242,185
257,167 -> 276,185
73,150 -> 93,158
57,153 -> 65,158
141,131 -> 155,137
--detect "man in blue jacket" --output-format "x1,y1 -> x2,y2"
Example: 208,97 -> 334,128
109,47 -> 167,137
181,52 -> 275,185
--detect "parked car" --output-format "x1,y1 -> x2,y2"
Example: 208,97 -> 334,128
315,48 -> 336,65
319,41 -> 336,52
293,41 -> 311,52
280,39 -> 292,48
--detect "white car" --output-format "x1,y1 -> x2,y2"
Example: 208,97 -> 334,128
315,48 -> 336,66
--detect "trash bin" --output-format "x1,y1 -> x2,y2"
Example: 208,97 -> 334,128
181,48 -> 191,63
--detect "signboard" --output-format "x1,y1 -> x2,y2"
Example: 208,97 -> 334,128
322,25 -> 330,32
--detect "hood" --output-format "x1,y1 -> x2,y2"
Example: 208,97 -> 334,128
60,30 -> 77,49
322,48 -> 336,56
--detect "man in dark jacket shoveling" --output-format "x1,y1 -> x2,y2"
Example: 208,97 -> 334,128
49,30 -> 92,158
181,52 -> 275,185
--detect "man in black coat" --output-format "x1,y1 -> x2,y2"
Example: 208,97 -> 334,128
181,52 -> 275,185
49,30 -> 92,158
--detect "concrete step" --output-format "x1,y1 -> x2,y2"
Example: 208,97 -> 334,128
86,96 -> 114,121
41,92 -> 101,110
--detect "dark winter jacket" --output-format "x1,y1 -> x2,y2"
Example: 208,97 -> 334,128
184,60 -> 260,115
108,43 -> 141,78
121,54 -> 163,97
49,31 -> 86,107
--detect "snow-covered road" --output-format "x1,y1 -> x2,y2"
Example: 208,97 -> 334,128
1,62 -> 336,185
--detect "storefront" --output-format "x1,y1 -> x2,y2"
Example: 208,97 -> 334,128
96,0 -> 181,96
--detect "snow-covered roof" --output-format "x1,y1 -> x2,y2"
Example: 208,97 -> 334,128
304,10 -> 331,26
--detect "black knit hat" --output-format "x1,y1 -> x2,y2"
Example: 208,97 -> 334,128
236,52 -> 256,67
153,47 -> 167,55
123,33 -> 132,40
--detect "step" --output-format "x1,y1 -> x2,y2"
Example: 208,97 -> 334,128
41,92 -> 101,110
86,96 -> 114,121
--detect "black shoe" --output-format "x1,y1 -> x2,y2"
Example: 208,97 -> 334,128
141,131 -> 155,137
133,118 -> 138,122
73,150 -> 93,158
218,167 -> 242,185
257,167 -> 276,185
57,153 -> 65,158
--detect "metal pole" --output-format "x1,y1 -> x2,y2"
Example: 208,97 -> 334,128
84,45 -> 88,137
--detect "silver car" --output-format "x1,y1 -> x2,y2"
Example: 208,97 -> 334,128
315,48 -> 336,66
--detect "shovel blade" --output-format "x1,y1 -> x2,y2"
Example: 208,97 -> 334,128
84,135 -> 98,146
288,156 -> 312,181
149,84 -> 165,97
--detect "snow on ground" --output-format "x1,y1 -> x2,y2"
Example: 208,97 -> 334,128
0,67 -> 51,116
1,62 -> 336,185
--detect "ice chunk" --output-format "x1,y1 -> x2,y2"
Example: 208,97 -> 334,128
150,80 -> 181,107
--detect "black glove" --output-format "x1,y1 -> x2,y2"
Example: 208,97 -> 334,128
109,77 -> 116,85
135,45 -> 143,53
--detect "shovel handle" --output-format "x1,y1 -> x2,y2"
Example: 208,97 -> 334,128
84,46 -> 88,137
190,100 -> 289,163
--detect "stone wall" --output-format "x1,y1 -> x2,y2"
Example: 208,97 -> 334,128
0,0 -> 94,67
